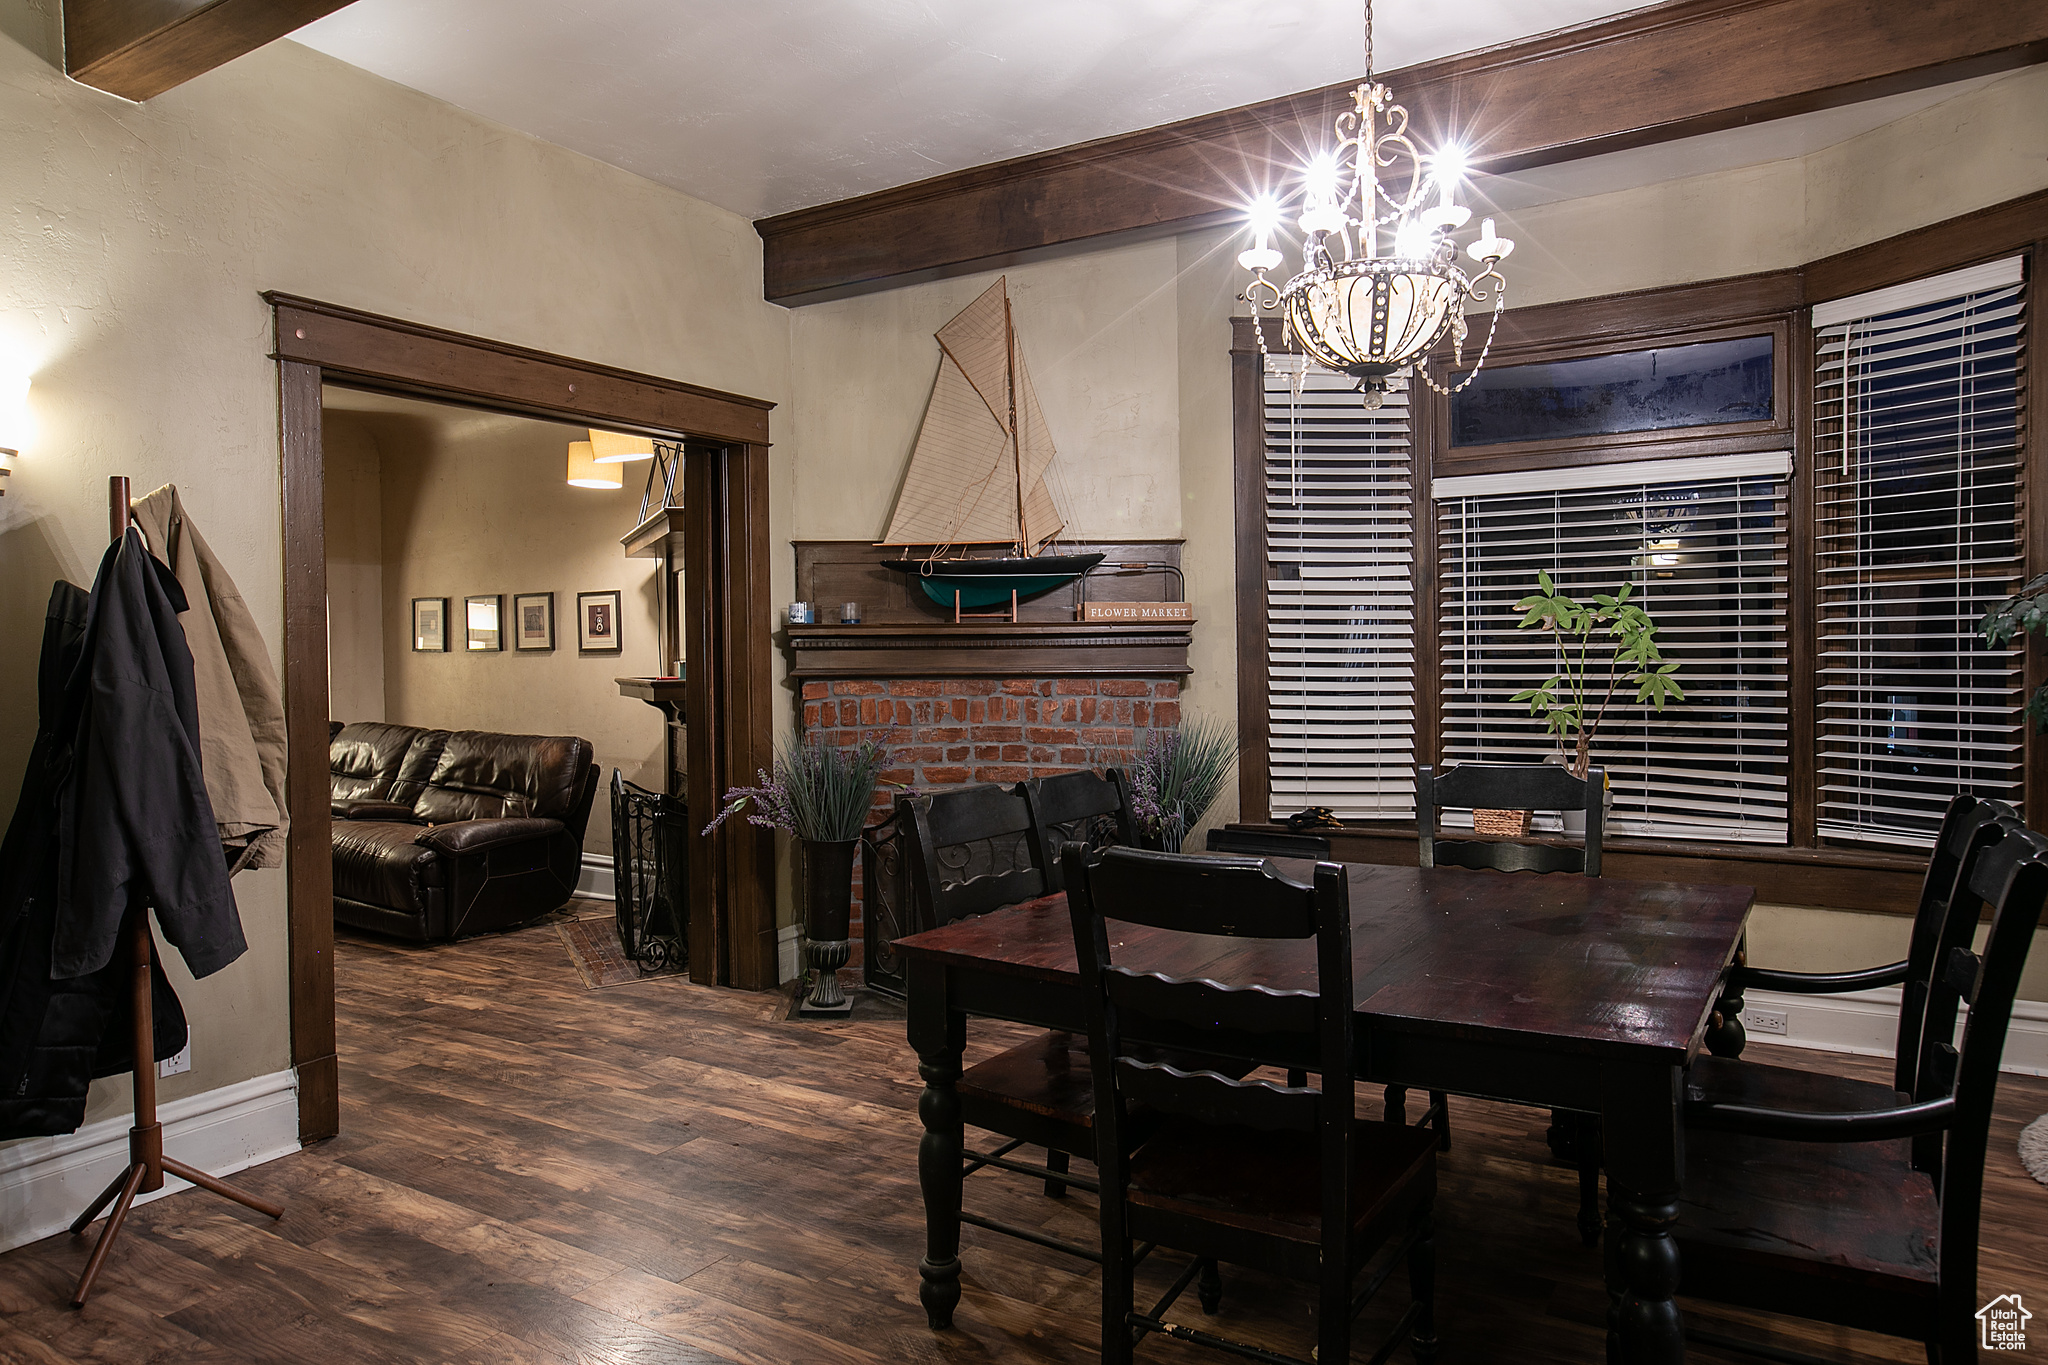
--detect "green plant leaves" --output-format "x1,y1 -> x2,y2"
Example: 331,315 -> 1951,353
1510,572 -> 1684,747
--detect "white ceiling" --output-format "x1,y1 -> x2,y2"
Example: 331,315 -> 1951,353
293,0 -> 1656,219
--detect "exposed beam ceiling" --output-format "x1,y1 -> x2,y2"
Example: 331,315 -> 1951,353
63,0 -> 358,101
756,0 -> 2048,301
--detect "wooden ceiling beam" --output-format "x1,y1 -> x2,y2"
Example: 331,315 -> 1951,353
64,0 -> 357,102
756,0 -> 2048,303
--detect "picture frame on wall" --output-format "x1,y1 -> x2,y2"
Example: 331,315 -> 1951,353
577,590 -> 622,652
412,597 -> 449,652
513,592 -> 555,651
466,594 -> 504,652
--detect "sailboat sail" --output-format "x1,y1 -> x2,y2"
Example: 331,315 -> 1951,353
880,277 -> 1065,550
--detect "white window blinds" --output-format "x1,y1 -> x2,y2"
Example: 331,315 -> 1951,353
1434,454 -> 1791,842
1813,261 -> 2027,847
1264,357 -> 1416,819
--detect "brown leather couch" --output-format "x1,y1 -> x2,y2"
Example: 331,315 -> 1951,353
328,721 -> 597,942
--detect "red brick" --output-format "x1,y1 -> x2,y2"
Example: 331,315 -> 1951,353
1001,679 -> 1038,696
879,767 -> 915,787
948,679 -> 999,695
1079,727 -> 1122,745
1055,679 -> 1097,695
1109,699 -> 1133,723
1098,679 -> 1148,697
1029,746 -> 1061,763
924,766 -> 971,786
979,726 -> 1023,743
901,745 -> 942,764
950,699 -> 969,722
801,682 -> 828,699
1154,681 -> 1181,698
890,680 -> 942,696
974,765 -> 1032,783
925,727 -> 968,744
944,747 -> 971,762
973,745 -> 1006,761
835,680 -> 886,695
1076,698 -> 1095,722
859,698 -> 883,725
837,699 -> 861,725
803,702 -> 821,728
1027,727 -> 1079,745
1059,747 -> 1090,764
967,700 -> 987,724
1133,702 -> 1149,726
1154,702 -> 1182,726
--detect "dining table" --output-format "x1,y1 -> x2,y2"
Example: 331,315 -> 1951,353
892,858 -> 1754,1365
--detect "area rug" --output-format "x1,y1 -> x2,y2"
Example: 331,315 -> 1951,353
557,916 -> 686,989
2022,1114 -> 2048,1186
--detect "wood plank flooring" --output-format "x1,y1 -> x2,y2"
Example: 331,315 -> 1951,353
2,911 -> 2045,1363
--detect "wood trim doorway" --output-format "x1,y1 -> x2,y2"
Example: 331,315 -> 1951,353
266,293 -> 780,1143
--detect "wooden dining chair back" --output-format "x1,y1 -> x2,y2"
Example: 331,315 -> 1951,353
1416,763 -> 1604,875
1204,828 -> 1333,859
1717,793 -> 2012,1097
1678,823 -> 2048,1363
1066,845 -> 1438,1365
905,783 -> 1049,928
1021,767 -> 1132,891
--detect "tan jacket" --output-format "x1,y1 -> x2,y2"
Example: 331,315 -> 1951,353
131,484 -> 290,871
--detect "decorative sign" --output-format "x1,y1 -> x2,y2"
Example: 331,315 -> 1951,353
1080,602 -> 1195,623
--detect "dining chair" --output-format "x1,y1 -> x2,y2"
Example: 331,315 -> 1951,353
1687,793 -> 2012,1122
1204,828 -> 1333,859
901,783 -> 1097,1246
1022,767 -> 1133,891
1413,762 -> 1607,1239
1065,844 -> 1439,1365
1675,822 -> 2048,1364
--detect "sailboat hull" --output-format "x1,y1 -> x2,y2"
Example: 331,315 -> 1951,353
882,553 -> 1106,609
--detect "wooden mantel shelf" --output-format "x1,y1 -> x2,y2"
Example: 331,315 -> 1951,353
784,621 -> 1192,679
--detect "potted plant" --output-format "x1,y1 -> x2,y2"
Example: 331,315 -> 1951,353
705,732 -> 892,1015
1979,572 -> 2048,730
1508,572 -> 1685,830
1132,718 -> 1238,853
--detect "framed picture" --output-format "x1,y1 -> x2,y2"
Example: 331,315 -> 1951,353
465,594 -> 503,652
411,597 -> 449,652
577,590 -> 622,652
513,592 -> 555,651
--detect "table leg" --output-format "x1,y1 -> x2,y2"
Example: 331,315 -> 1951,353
1703,935 -> 1747,1058
1602,1063 -> 1685,1364
907,959 -> 966,1330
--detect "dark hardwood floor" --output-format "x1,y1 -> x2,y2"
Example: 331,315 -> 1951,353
2,910 -> 2044,1363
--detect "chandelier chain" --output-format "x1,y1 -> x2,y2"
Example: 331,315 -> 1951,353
1362,0 -> 1373,80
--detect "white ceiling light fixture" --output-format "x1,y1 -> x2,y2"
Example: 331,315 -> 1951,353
566,439 -> 623,489
1239,0 -> 1513,408
0,372 -> 29,495
588,429 -> 657,463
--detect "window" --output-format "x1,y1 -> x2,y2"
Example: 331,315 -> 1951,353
1264,357 -> 1416,819
1813,259 -> 2028,846
1434,454 -> 1790,842
1449,334 -> 1776,447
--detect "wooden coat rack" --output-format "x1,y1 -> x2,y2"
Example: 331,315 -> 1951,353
67,476 -> 284,1308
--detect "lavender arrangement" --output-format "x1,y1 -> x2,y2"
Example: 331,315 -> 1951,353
704,733 -> 892,843
1132,718 -> 1238,853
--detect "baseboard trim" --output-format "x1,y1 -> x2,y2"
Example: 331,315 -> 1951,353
576,852 -> 615,902
1744,987 -> 2048,1076
779,924 -> 800,985
0,1068 -> 301,1253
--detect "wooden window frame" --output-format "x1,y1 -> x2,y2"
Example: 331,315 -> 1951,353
1230,190 -> 2048,913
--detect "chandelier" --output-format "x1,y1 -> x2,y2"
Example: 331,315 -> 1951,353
1239,0 -> 1513,408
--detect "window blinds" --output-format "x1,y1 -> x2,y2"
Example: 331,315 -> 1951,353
1434,454 -> 1791,842
1264,357 -> 1417,819
1813,260 -> 2027,847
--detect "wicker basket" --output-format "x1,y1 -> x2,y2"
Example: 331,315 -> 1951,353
1473,808 -> 1532,837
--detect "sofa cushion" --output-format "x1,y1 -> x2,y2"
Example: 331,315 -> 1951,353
412,730 -> 593,824
417,817 -> 565,856
333,820 -> 441,913
330,722 -> 426,802
388,729 -> 453,808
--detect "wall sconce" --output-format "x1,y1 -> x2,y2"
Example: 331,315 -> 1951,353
589,429 -> 657,464
566,439 -> 622,489
0,373 -> 27,496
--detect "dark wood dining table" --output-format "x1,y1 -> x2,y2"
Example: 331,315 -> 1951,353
893,859 -> 1754,1365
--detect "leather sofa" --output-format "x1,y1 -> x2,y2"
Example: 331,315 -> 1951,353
328,721 -> 597,942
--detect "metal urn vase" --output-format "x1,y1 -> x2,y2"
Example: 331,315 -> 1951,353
798,838 -> 858,1015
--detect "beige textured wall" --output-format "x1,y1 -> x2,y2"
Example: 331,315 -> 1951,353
782,66 -> 2048,994
0,2 -> 790,1130
323,414 -> 385,724
327,403 -> 666,855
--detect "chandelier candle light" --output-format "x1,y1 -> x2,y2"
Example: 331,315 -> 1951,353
1239,0 -> 1513,407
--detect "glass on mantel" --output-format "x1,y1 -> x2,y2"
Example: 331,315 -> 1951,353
1450,335 -> 1774,447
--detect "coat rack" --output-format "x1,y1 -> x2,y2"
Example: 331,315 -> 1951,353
66,476 -> 284,1308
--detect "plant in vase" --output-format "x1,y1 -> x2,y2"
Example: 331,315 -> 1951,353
1979,572 -> 2048,731
1510,572 -> 1684,818
1131,718 -> 1238,853
705,732 -> 892,1014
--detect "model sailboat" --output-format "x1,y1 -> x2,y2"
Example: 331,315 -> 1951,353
879,276 -> 1103,610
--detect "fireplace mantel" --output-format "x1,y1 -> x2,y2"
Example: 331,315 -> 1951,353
783,620 -> 1191,679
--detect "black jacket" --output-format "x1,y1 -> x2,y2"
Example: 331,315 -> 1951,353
0,531 -> 245,1139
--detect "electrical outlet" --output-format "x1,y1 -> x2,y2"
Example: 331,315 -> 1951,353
157,1041 -> 191,1078
1740,1008 -> 1789,1036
